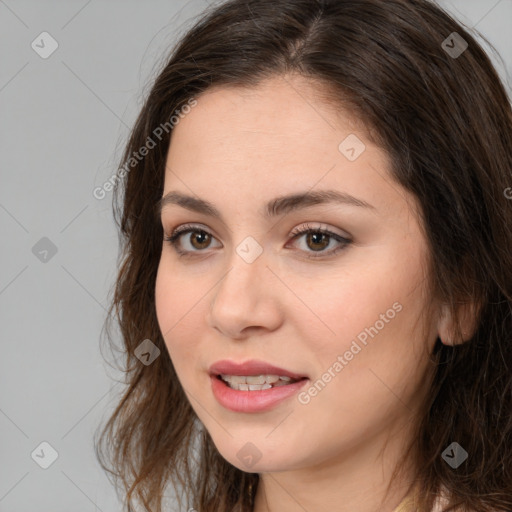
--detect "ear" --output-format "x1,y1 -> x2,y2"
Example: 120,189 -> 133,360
437,299 -> 480,346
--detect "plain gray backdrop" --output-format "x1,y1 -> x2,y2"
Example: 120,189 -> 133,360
1,1 -> 511,511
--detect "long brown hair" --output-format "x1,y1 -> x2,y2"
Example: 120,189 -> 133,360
94,0 -> 512,510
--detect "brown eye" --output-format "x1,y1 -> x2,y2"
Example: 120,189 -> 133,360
305,232 -> 330,251
189,231 -> 211,249
163,224 -> 222,256
288,223 -> 351,259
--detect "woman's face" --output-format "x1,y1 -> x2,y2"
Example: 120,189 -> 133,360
155,74 -> 439,475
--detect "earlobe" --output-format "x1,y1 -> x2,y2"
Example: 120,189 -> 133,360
437,300 -> 479,346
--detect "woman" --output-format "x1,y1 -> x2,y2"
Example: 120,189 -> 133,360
95,0 -> 512,511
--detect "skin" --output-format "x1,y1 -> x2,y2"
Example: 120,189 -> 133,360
154,74 -> 462,512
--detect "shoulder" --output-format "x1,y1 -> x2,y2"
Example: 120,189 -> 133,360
431,486 -> 450,512
432,487 -> 500,512
394,484 -> 500,512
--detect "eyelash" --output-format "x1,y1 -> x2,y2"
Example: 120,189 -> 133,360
163,222 -> 351,260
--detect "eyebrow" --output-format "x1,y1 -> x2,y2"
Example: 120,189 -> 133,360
157,189 -> 375,222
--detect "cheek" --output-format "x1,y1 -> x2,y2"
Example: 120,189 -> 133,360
296,252 -> 429,380
155,258 -> 204,334
288,265 -> 397,351
154,262 -> 175,336
154,263 -> 204,370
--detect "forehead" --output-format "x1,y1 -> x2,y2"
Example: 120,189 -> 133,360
173,75 -> 370,145
166,76 -> 382,175
161,75 -> 420,226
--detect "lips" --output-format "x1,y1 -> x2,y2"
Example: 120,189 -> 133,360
208,359 -> 308,381
208,360 -> 310,413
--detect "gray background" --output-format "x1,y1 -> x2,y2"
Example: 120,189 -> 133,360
1,1 -> 511,511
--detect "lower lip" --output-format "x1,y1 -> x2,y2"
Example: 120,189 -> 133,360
210,375 -> 309,413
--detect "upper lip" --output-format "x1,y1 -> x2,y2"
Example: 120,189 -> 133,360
209,359 -> 308,380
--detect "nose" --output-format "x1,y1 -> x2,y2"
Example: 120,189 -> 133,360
206,248 -> 283,339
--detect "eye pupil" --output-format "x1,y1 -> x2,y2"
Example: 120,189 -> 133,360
307,232 -> 329,251
191,231 -> 211,249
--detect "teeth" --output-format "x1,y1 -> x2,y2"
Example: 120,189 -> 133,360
243,383 -> 273,391
219,374 -> 301,391
246,375 -> 267,384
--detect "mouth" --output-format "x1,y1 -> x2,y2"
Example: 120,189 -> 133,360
215,373 -> 308,391
209,363 -> 310,413
209,359 -> 309,393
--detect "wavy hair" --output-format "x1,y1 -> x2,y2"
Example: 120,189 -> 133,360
94,0 -> 512,511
